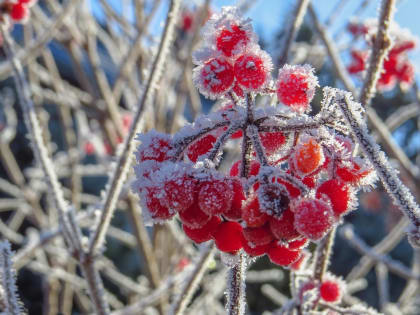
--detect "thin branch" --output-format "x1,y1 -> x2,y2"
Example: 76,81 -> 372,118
226,252 -> 247,315
278,0 -> 311,66
359,0 -> 396,107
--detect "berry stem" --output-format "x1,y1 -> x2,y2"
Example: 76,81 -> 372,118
226,252 -> 247,315
313,228 -> 336,282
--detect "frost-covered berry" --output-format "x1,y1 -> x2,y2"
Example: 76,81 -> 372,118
289,249 -> 309,270
198,179 -> 233,215
242,225 -> 274,246
269,209 -> 300,241
137,131 -> 173,162
230,160 -> 260,177
163,175 -> 197,212
292,198 -> 335,241
242,239 -> 270,257
212,221 -> 243,253
259,132 -> 286,155
193,57 -> 235,99
187,134 -> 217,162
277,64 -> 318,112
223,178 -> 245,220
287,237 -> 308,250
316,179 -> 350,217
320,280 -> 343,303
144,188 -> 174,220
267,243 -> 301,266
183,216 -> 221,243
258,183 -> 290,217
179,204 -> 212,229
293,137 -> 324,176
336,159 -> 372,185
242,196 -> 270,228
234,50 -> 272,90
216,23 -> 249,57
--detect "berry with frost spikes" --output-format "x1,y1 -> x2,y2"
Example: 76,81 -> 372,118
211,221 -> 243,253
257,182 -> 290,217
187,134 -> 217,162
193,57 -> 235,99
276,64 -> 318,112
242,195 -> 269,228
320,275 -> 346,303
234,47 -> 273,91
136,130 -> 173,163
292,136 -> 324,176
163,174 -> 197,212
259,132 -> 286,155
242,224 -> 274,246
230,160 -> 260,177
223,178 -> 245,220
267,243 -> 301,266
316,179 -> 351,217
269,209 -> 300,241
183,216 -> 221,243
216,23 -> 249,57
242,238 -> 270,257
287,237 -> 309,250
194,6 -> 257,62
292,198 -> 335,241
336,158 -> 373,186
198,178 -> 233,216
298,280 -> 320,305
274,176 -> 302,198
179,203 -> 212,229
290,249 -> 309,270
143,187 -> 175,221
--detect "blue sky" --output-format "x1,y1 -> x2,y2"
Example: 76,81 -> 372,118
91,0 -> 420,75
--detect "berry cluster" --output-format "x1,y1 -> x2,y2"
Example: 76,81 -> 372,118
133,7 -> 376,268
347,19 -> 417,91
0,0 -> 36,24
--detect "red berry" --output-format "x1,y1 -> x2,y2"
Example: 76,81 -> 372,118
181,12 -> 194,32
316,179 -> 350,216
138,131 -> 173,162
242,225 -> 273,246
212,221 -> 243,253
179,204 -> 211,229
216,24 -> 249,57
242,196 -> 269,228
269,209 -> 300,241
275,177 -> 301,198
293,199 -> 335,241
320,281 -> 341,303
232,82 -> 245,98
293,137 -> 324,175
242,238 -> 270,257
194,57 -> 234,98
187,134 -> 217,162
336,160 -> 372,185
198,179 -> 233,216
163,175 -> 197,212
287,237 -> 309,250
224,178 -> 245,220
84,142 -> 95,155
234,53 -> 271,90
145,188 -> 174,220
277,64 -> 318,111
259,132 -> 286,155
183,216 -> 221,243
347,50 -> 368,74
10,3 -> 28,21
267,243 -> 301,266
230,160 -> 260,177
289,253 -> 306,270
